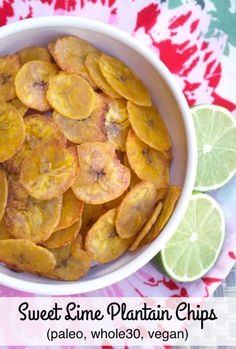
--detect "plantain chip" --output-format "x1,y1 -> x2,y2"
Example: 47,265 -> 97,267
85,51 -> 120,98
15,60 -> 58,111
0,103 -> 25,162
72,142 -> 130,204
116,181 -> 157,239
123,153 -> 140,189
139,186 -> 181,246
9,97 -> 28,118
105,98 -> 130,151
0,167 -> 8,221
126,129 -> 169,188
99,54 -> 151,106
52,92 -> 107,144
127,101 -> 171,151
18,47 -> 51,65
0,239 -> 56,273
0,54 -> 21,103
20,139 -> 78,200
4,114 -> 65,174
52,35 -> 97,76
55,188 -> 84,231
0,218 -> 12,240
85,208 -> 132,263
80,203 -> 106,238
47,72 -> 95,120
43,219 -> 82,249
5,175 -> 62,243
129,202 -> 162,251
44,244 -> 91,281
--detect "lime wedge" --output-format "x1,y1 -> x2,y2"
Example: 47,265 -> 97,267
192,104 -> 236,191
153,193 -> 225,282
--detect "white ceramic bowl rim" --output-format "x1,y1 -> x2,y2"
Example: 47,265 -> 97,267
0,17 -> 197,295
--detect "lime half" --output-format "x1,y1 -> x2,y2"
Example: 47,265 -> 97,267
153,193 -> 225,282
192,104 -> 236,191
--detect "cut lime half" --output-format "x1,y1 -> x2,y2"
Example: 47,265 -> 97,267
192,104 -> 236,191
153,193 -> 225,282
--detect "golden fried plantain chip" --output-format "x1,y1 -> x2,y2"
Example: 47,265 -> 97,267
5,175 -> 62,243
0,218 -> 12,240
43,219 -> 82,249
0,167 -> 8,221
0,103 -> 25,162
52,93 -> 107,143
139,186 -> 181,246
53,35 -> 97,76
105,98 -> 130,151
72,142 -> 130,204
129,202 -> 162,251
85,208 -> 132,263
45,245 -> 91,281
116,181 -> 157,239
0,54 -> 21,103
4,114 -> 65,174
0,239 -> 56,273
85,51 -> 120,98
99,54 -> 151,106
126,129 -> 169,188
55,188 -> 84,231
18,47 -> 51,65
9,97 -> 28,118
127,102 -> 171,151
47,72 -> 95,120
48,40 -> 56,57
20,140 -> 78,200
15,60 -> 58,111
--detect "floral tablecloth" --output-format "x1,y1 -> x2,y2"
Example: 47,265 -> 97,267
0,0 -> 236,304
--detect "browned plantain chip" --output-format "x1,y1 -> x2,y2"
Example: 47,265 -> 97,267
5,175 -> 62,243
0,167 -> 8,221
18,47 -> 51,65
85,208 -> 132,263
0,54 -> 21,103
116,181 -> 157,239
0,239 -> 56,273
15,60 -> 58,111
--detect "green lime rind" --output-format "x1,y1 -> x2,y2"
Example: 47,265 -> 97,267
191,104 -> 236,192
153,193 -> 225,282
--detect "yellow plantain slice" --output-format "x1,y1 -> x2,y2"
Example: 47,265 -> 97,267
52,93 -> 107,144
127,101 -> 171,151
0,218 -> 12,240
20,139 -> 78,200
48,40 -> 56,57
72,142 -> 130,204
129,202 -> 163,251
0,54 -> 21,103
55,188 -> 84,231
85,51 -> 120,98
0,167 -> 8,221
99,54 -> 151,106
18,47 -> 51,65
47,72 -> 95,120
15,60 -> 58,111
4,114 -> 65,174
85,208 -> 132,263
105,98 -> 130,151
116,181 -> 158,239
126,129 -> 169,188
43,219 -> 82,249
5,175 -> 62,243
0,239 -> 56,273
139,186 -> 181,246
123,153 -> 140,189
52,35 -> 97,76
9,97 -> 28,118
45,245 -> 91,281
0,103 -> 25,162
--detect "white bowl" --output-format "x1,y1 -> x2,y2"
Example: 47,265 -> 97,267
0,17 -> 197,295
